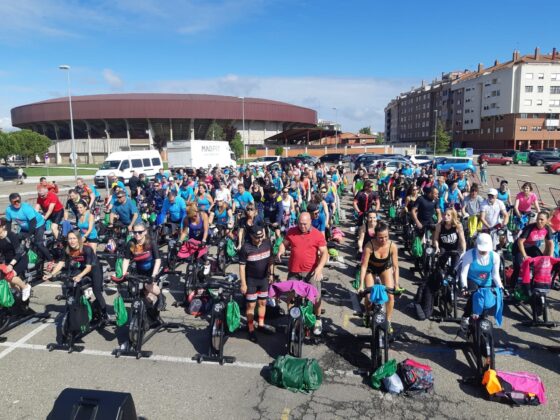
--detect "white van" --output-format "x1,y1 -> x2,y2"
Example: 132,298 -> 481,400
94,150 -> 163,187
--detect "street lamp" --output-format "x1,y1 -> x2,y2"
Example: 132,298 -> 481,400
333,107 -> 338,149
238,96 -> 246,145
59,64 -> 77,180
433,109 -> 438,157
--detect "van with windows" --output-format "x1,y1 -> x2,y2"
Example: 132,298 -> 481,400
94,150 -> 163,187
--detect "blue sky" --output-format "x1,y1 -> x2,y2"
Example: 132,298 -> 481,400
0,0 -> 558,133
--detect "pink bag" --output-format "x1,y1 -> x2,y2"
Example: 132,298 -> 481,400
494,370 -> 547,405
331,227 -> 345,243
177,239 -> 208,259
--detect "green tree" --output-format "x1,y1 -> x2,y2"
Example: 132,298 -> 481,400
375,133 -> 385,144
275,147 -> 284,156
9,130 -> 51,164
248,147 -> 257,156
230,133 -> 244,159
359,126 -> 372,135
207,121 -> 224,140
224,124 -> 238,143
435,120 -> 451,153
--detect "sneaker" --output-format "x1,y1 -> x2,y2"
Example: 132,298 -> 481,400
387,322 -> 394,335
248,331 -> 258,343
313,319 -> 323,336
22,285 -> 31,301
460,317 -> 470,331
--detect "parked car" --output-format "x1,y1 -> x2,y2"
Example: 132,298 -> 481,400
366,159 -> 402,175
545,162 -> 560,174
408,155 -> 433,165
266,157 -> 302,172
502,150 -> 516,158
477,153 -> 513,165
353,153 -> 377,167
319,153 -> 352,164
436,157 -> 476,174
296,155 -> 320,165
0,166 -> 27,181
513,151 -> 530,164
248,156 -> 281,167
528,151 -> 560,166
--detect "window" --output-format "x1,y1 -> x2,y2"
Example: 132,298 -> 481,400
520,113 -> 528,118
552,73 -> 560,81
142,158 -> 150,166
537,73 -> 544,80
492,78 -> 498,84
119,160 -> 130,171
550,100 -> 560,107
525,73 -> 534,80
151,157 -> 162,166
131,159 -> 142,168
536,99 -> 543,106
550,86 -> 560,94
520,126 -> 528,131
532,126 -> 542,132
524,99 -> 532,106
537,86 -> 544,93
525,85 -> 533,93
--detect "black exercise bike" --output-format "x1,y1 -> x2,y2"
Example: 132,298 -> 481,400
359,285 -> 390,372
433,250 -> 462,322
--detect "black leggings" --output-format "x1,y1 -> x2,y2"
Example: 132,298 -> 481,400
91,268 -> 107,311
33,225 -> 53,262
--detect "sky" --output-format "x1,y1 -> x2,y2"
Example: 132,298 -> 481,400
0,0 -> 559,133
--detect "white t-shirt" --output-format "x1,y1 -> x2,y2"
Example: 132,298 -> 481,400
481,199 -> 506,228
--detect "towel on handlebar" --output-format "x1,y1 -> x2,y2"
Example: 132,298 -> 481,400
520,256 -> 560,287
177,238 -> 208,259
370,284 -> 388,305
268,280 -> 319,304
472,287 -> 503,327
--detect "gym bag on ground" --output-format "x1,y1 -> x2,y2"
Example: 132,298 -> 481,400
482,369 -> 546,406
269,355 -> 323,393
301,300 -> 316,329
371,359 -> 398,390
0,279 -> 15,308
397,358 -> 434,395
226,300 -> 240,333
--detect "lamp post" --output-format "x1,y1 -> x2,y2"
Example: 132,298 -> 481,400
333,107 -> 338,149
433,109 -> 438,157
239,96 -> 246,145
59,65 -> 77,180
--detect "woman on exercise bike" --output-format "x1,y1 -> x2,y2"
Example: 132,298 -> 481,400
44,231 -> 108,320
0,218 -> 31,300
514,183 -> 540,218
76,200 -> 98,254
356,211 -> 377,260
180,204 -> 209,245
359,221 -> 400,333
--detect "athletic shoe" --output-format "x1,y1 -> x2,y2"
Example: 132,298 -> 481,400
313,319 -> 323,336
248,331 -> 258,343
22,285 -> 31,301
387,322 -> 394,335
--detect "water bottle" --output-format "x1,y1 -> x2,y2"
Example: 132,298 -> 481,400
203,261 -> 211,276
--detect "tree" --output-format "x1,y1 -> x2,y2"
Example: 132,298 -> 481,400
435,120 -> 451,153
248,147 -> 257,156
275,147 -> 284,156
223,124 -> 238,143
8,130 -> 51,165
0,131 -> 21,163
359,126 -> 372,135
230,133 -> 244,159
375,133 -> 385,144
152,134 -> 167,153
207,121 -> 224,140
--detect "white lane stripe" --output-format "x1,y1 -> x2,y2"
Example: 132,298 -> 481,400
0,322 -> 51,360
36,283 -> 185,295
0,341 -> 359,377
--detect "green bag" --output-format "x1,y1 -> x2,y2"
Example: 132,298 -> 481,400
301,301 -> 316,329
226,238 -> 237,258
352,269 -> 361,290
411,236 -> 423,258
115,258 -> 124,278
388,205 -> 397,220
149,212 -> 157,223
226,300 -> 241,333
103,212 -> 110,226
113,295 -> 128,327
27,249 -> 38,265
300,201 -> 307,212
80,295 -> 93,322
371,359 -> 398,389
0,279 -> 15,308
273,236 -> 283,256
513,286 -> 530,303
355,179 -> 365,192
333,208 -> 340,226
270,355 -> 323,393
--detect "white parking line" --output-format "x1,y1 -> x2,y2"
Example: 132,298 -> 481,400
36,283 -> 185,295
0,322 -> 52,360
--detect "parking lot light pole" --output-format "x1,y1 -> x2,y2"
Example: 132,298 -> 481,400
433,109 -> 438,157
59,64 -> 77,180
333,107 -> 338,149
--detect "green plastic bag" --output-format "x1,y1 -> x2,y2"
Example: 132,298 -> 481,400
352,269 -> 361,290
388,205 -> 397,220
0,279 -> 15,308
113,295 -> 128,327
371,359 -> 398,389
226,238 -> 237,258
226,300 -> 240,333
80,295 -> 93,322
115,258 -> 124,278
300,201 -> 307,212
355,179 -> 365,192
301,301 -> 316,329
27,249 -> 38,265
103,212 -> 110,226
411,236 -> 423,258
149,212 -> 157,223
270,355 -> 323,393
273,236 -> 283,256
513,286 -> 530,303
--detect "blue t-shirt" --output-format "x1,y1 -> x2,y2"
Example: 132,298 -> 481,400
6,202 -> 45,232
311,212 -> 327,232
402,167 -> 414,177
111,199 -> 139,225
234,191 -> 254,209
179,186 -> 195,202
160,196 -> 187,224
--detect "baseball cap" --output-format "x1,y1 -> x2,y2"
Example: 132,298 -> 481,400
307,202 -> 318,213
248,224 -> 265,238
476,233 -> 493,252
487,188 -> 498,196
215,190 -> 227,202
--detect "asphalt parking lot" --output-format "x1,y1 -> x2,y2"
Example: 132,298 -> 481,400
0,165 -> 559,419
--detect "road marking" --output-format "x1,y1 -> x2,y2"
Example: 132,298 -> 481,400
281,407 -> 291,420
36,283 -> 185,295
0,322 -> 51,360
343,313 -> 350,328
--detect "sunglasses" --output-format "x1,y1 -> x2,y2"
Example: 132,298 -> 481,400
11,200 -> 21,204
246,208 -> 255,212
117,195 -> 125,199
132,230 -> 145,235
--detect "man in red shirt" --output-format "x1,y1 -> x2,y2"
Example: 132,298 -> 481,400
37,177 -> 59,194
35,187 -> 64,239
277,212 -> 328,335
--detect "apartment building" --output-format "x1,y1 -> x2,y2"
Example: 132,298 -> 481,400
385,48 -> 560,152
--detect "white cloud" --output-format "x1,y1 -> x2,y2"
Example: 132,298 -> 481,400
147,75 -> 418,132
0,116 -> 16,131
103,69 -> 123,90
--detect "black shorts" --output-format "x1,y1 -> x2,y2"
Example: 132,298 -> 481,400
13,255 -> 29,277
288,271 -> 322,298
245,277 -> 269,301
49,209 -> 64,225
